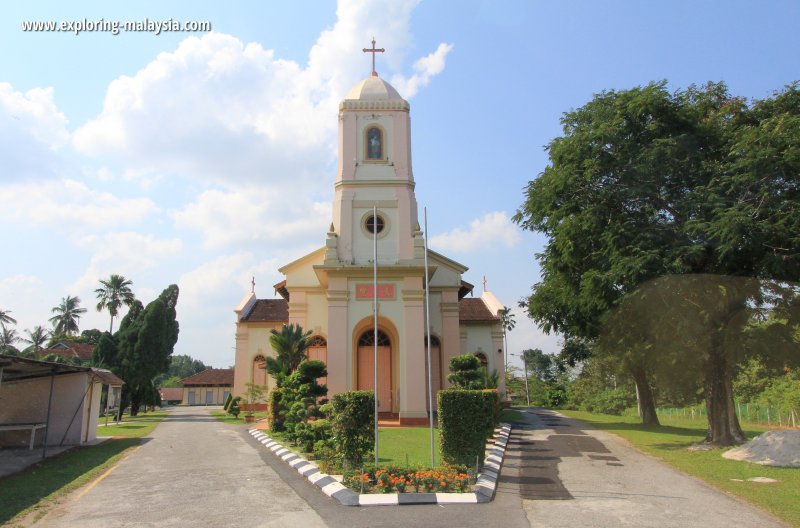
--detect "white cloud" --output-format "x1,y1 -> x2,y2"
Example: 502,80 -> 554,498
430,211 -> 521,253
73,0 -> 452,189
172,187 -> 331,250
0,179 -> 158,231
0,83 -> 70,181
70,232 -> 183,293
391,43 -> 454,99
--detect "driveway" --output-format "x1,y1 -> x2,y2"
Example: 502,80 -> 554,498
503,408 -> 787,528
35,406 -> 326,528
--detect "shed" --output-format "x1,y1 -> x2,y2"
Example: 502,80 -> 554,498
0,354 -> 124,457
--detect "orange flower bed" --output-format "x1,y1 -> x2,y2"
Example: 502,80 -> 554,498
344,465 -> 473,494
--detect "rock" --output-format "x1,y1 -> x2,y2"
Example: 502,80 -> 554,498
722,430 -> 800,467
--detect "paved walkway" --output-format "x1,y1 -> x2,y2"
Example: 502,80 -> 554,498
35,406 -> 326,528
502,408 -> 787,528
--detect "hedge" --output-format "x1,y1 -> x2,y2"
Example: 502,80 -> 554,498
330,390 -> 374,467
438,389 -> 498,466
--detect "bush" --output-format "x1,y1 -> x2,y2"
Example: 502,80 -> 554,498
268,388 -> 285,432
330,390 -> 374,468
438,389 -> 497,467
447,354 -> 483,389
228,396 -> 242,418
281,360 -> 328,445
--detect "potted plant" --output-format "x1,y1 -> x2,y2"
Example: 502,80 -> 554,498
243,382 -> 267,423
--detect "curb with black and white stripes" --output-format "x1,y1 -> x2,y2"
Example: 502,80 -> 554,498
249,423 -> 511,506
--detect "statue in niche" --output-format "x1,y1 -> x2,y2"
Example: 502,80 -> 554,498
367,127 -> 382,159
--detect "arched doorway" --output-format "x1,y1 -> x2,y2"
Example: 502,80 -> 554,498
252,355 -> 267,386
356,329 -> 392,413
307,335 -> 328,385
424,336 -> 441,412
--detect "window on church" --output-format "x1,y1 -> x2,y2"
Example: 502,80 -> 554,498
365,214 -> 385,234
366,126 -> 383,160
359,329 -> 391,346
309,336 -> 327,347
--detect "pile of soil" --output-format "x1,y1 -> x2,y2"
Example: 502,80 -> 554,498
723,430 -> 800,467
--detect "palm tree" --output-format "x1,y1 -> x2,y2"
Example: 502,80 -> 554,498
265,323 -> 313,386
21,325 -> 51,355
499,306 -> 516,376
0,323 -> 19,353
95,274 -> 136,332
0,308 -> 16,326
49,296 -> 87,336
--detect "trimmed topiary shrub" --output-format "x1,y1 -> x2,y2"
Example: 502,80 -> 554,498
330,390 -> 374,468
438,389 -> 497,466
269,388 -> 285,432
228,396 -> 242,418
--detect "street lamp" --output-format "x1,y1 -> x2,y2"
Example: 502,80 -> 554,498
512,352 -> 530,407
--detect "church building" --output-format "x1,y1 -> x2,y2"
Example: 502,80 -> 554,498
232,47 -> 505,424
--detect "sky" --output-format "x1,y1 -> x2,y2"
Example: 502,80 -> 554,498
1,1 -> 799,370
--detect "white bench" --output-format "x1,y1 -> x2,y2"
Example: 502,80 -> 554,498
0,423 -> 47,450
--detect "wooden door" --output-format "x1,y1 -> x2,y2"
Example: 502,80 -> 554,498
308,345 -> 328,385
357,346 -> 391,412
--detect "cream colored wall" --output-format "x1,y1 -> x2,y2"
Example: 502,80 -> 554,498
0,372 -> 93,447
461,322 -> 506,395
233,322 -> 283,397
181,386 -> 231,405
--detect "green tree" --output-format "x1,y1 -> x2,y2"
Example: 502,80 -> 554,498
0,309 -> 17,326
447,354 -> 483,389
99,285 -> 180,416
0,324 -> 19,354
499,306 -> 515,374
80,328 -> 103,345
514,81 -> 800,445
20,325 -> 50,355
265,323 -> 313,386
95,274 -> 136,333
49,295 -> 88,336
153,354 -> 208,387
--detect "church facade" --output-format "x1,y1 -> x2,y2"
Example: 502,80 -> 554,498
232,69 -> 505,424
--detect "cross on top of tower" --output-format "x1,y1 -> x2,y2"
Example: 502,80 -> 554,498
362,37 -> 385,77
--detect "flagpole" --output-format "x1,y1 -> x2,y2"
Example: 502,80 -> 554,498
423,207 -> 435,467
373,204 -> 379,466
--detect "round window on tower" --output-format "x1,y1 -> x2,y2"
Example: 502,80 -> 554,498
365,214 -> 385,234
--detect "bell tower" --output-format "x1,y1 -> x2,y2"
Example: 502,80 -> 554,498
330,70 -> 419,266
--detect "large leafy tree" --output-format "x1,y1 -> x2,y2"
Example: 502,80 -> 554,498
49,295 -> 88,336
153,354 -> 208,387
95,284 -> 180,415
514,81 -> 800,445
95,274 -> 136,333
265,323 -> 312,386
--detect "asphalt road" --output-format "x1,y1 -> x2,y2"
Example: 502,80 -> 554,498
31,406 -> 788,528
508,408 -> 788,528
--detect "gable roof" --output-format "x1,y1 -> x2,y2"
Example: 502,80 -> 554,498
241,299 -> 289,323
39,342 -> 95,361
459,298 -> 501,323
180,368 -> 234,386
159,387 -> 184,401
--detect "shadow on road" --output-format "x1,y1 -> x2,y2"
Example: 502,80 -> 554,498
498,409 -> 624,501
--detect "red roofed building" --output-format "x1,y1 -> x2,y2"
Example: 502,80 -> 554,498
38,342 -> 95,363
179,369 -> 233,406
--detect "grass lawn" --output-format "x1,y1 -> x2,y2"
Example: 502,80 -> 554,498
378,427 -> 442,468
209,409 -> 269,425
254,426 -> 445,469
560,410 -> 800,527
1,410 -> 169,526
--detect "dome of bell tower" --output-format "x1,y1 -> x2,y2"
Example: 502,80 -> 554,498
344,75 -> 404,101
